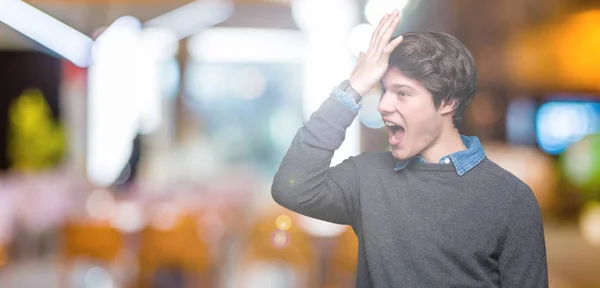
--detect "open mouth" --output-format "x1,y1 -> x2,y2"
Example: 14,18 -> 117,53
384,121 -> 405,145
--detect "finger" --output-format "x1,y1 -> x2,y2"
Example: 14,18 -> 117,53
372,10 -> 399,54
370,12 -> 397,55
373,12 -> 400,56
382,35 -> 403,57
378,20 -> 403,54
369,13 -> 389,51
369,13 -> 390,47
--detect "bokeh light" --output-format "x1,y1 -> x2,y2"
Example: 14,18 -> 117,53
86,189 -> 115,221
87,15 -> 143,187
291,0 -> 357,32
110,201 -> 144,233
241,262 -> 298,287
296,215 -> 346,237
358,93 -> 384,129
506,98 -> 537,145
536,101 -> 600,155
149,203 -> 180,231
271,230 -> 290,249
347,24 -> 374,57
561,134 -> 600,195
138,27 -> 178,61
579,202 -> 600,248
275,215 -> 292,231
364,0 -> 409,26
188,28 -> 304,63
0,0 -> 94,67
84,266 -> 115,288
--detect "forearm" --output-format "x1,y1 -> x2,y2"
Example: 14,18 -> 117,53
271,9 -> 403,223
271,85 -> 360,224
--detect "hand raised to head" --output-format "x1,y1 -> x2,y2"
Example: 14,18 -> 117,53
349,10 -> 403,96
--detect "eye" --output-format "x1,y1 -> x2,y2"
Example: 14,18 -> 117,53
397,91 -> 410,97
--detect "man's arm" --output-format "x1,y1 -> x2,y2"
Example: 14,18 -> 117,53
272,10 -> 403,225
498,183 -> 549,287
271,85 -> 362,225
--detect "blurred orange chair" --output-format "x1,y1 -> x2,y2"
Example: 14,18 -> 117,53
60,221 -> 124,287
137,214 -> 213,288
0,244 -> 6,268
322,226 -> 358,288
236,207 -> 319,288
62,221 -> 123,261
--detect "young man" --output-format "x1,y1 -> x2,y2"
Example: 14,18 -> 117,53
272,9 -> 548,288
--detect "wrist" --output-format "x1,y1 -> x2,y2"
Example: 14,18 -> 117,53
339,80 -> 363,104
347,78 -> 370,96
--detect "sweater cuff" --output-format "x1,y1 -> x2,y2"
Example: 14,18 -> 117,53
333,80 -> 363,111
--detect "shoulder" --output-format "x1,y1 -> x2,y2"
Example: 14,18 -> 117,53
473,159 -> 544,242
475,158 -> 530,191
475,157 -> 540,212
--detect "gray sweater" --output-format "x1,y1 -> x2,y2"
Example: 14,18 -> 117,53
271,92 -> 548,287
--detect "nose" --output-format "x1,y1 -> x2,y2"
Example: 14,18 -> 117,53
377,91 -> 395,115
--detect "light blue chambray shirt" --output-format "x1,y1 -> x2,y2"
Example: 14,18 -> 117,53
333,83 -> 486,176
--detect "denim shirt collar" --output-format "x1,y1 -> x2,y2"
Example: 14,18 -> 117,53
393,135 -> 486,176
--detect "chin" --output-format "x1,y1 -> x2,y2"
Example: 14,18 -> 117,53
390,146 -> 413,160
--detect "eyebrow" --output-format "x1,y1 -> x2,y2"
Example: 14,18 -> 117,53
380,81 -> 415,91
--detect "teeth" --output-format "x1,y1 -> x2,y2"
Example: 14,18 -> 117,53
385,121 -> 397,127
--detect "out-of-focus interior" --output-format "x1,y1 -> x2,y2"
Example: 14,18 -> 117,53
0,0 -> 599,287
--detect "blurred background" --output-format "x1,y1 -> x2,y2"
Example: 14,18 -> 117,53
0,0 -> 599,287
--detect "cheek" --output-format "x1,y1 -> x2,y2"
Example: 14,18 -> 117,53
405,104 -> 441,141
405,100 -> 437,127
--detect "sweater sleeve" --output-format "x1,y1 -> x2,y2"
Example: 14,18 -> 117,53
498,183 -> 549,288
271,86 -> 361,226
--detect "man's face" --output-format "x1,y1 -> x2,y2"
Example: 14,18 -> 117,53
378,67 -> 445,160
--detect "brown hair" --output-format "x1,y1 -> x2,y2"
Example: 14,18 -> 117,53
389,31 -> 477,126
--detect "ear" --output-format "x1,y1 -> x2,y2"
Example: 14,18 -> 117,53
439,98 -> 457,115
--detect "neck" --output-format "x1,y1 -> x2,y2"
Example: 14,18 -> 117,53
419,122 -> 466,163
